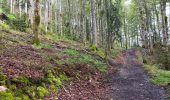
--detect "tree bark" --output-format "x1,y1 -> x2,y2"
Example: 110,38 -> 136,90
91,0 -> 97,47
32,0 -> 40,45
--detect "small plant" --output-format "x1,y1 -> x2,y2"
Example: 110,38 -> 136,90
36,86 -> 49,98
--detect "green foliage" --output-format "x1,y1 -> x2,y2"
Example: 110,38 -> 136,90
0,92 -> 14,100
0,23 -> 10,29
0,73 -> 7,85
7,14 -> 16,20
9,85 -> 17,91
144,65 -> 170,86
94,61 -> 107,73
36,86 -> 49,98
15,95 -> 29,100
46,70 -> 62,89
6,14 -> 28,32
11,77 -> 31,85
0,8 -> 3,13
95,49 -> 106,59
23,86 -> 36,99
32,43 -> 52,49
90,45 -> 97,51
62,49 -> 80,56
80,55 -> 94,64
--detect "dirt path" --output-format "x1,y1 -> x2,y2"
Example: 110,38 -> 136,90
111,50 -> 166,100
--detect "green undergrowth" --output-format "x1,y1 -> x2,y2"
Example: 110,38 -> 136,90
137,50 -> 170,86
32,43 -> 53,49
0,68 -> 68,100
144,64 -> 170,86
60,49 -> 107,73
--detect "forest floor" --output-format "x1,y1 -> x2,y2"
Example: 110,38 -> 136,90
0,28 -> 169,100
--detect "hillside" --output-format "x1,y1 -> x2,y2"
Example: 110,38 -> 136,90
0,26 -> 123,99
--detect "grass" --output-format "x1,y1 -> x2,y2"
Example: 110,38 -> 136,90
62,49 -> 80,56
144,64 -> 170,86
32,43 -> 53,49
59,49 -> 107,73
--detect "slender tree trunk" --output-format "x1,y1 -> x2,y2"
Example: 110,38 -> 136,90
91,0 -> 97,47
32,0 -> 40,45
44,0 -> 49,33
160,0 -> 168,51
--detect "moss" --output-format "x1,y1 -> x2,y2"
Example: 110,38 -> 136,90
46,70 -> 62,89
14,89 -> 30,100
9,85 -> 17,91
22,95 -> 29,100
36,86 -> 49,98
90,45 -> 97,51
0,92 -> 14,100
95,49 -> 105,59
15,97 -> 22,100
23,86 -> 36,99
11,76 -> 31,85
0,73 -> 7,85
15,95 -> 29,100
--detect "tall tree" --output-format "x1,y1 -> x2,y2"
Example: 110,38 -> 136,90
32,0 -> 40,45
160,0 -> 168,51
91,0 -> 97,47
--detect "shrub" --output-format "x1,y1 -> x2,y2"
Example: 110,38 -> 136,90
6,14 -> 28,32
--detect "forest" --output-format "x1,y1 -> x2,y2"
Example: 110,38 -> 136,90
0,0 -> 170,99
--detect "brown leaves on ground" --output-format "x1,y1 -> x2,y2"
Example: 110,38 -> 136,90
0,45 -> 48,79
58,72 -> 114,100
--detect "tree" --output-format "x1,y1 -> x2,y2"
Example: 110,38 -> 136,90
91,0 -> 97,47
160,0 -> 168,51
32,0 -> 40,45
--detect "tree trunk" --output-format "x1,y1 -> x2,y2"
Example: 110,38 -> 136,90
91,0 -> 97,47
160,0 -> 168,51
32,0 -> 40,45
